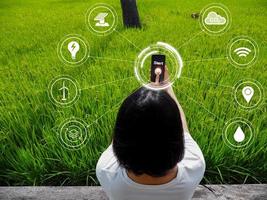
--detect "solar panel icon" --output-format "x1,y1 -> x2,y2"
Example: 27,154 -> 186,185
94,12 -> 109,27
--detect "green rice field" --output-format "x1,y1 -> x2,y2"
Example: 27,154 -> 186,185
0,0 -> 266,185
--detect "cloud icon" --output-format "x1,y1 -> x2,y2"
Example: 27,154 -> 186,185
204,11 -> 226,25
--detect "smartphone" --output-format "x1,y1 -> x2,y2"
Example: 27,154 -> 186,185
150,54 -> 166,82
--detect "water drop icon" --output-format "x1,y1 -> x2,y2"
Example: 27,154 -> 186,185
233,126 -> 245,143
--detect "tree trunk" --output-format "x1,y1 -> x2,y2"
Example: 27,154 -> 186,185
120,0 -> 141,28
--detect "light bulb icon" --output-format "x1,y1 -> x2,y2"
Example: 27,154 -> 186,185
68,41 -> 80,60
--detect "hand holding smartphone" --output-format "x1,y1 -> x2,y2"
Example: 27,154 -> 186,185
150,54 -> 166,83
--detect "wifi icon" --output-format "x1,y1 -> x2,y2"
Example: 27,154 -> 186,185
234,47 -> 251,57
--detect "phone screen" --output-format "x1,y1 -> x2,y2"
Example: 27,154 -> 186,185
150,54 -> 166,82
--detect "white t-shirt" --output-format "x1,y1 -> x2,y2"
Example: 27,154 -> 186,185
96,131 -> 205,200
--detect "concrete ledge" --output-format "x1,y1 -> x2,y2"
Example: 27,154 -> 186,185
0,185 -> 267,200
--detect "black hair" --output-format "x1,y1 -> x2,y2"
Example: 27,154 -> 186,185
113,87 -> 184,177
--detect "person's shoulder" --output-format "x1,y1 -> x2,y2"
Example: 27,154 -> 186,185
96,144 -> 125,194
183,131 -> 205,162
96,144 -> 121,178
180,131 -> 206,181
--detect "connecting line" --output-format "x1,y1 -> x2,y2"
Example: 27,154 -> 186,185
223,98 -> 235,105
114,29 -> 142,51
81,76 -> 136,90
88,55 -> 135,63
184,57 -> 228,63
86,87 -> 140,129
86,99 -> 124,129
178,30 -> 203,49
175,86 -> 227,125
180,76 -> 234,89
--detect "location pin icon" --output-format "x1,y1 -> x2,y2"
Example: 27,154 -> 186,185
242,86 -> 254,103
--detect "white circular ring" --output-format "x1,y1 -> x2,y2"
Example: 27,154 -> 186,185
59,118 -> 88,150
233,79 -> 264,110
199,3 -> 231,35
57,34 -> 89,66
85,3 -> 118,36
227,36 -> 259,68
223,118 -> 254,150
48,75 -> 80,107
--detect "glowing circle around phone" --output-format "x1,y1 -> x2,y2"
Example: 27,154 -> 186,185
134,42 -> 183,90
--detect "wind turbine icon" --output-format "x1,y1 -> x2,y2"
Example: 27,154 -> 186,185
59,81 -> 69,101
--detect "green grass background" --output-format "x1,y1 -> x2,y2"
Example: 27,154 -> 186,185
0,0 -> 266,185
